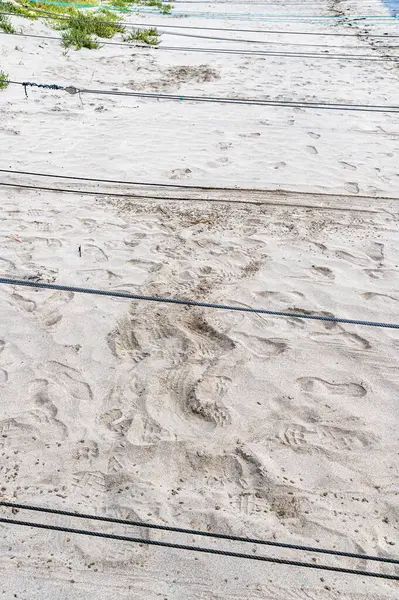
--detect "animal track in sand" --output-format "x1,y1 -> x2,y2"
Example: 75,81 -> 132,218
232,332 -> 287,358
279,423 -> 378,452
296,377 -> 366,397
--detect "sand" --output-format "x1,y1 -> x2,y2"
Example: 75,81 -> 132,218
0,0 -> 398,598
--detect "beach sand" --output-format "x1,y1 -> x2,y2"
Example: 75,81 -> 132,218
0,0 -> 398,597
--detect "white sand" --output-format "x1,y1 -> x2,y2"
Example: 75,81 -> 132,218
0,0 -> 398,598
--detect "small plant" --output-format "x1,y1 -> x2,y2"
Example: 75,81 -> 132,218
110,0 -> 172,13
61,29 -> 101,50
123,27 -> 159,46
0,14 -> 17,33
49,8 -> 125,50
0,70 -> 9,90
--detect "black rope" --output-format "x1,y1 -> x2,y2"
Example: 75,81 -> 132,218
5,80 -> 399,113
19,80 -> 66,98
0,180 -> 385,214
6,6 -> 399,37
0,277 -> 398,330
2,27 -> 399,51
0,517 -> 398,580
1,501 -> 397,565
0,168 -> 396,199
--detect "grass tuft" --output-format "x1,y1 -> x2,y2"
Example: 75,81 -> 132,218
0,14 -> 17,32
123,26 -> 159,45
0,70 -> 9,90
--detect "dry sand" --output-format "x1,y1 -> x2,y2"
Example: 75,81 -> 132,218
0,0 -> 398,598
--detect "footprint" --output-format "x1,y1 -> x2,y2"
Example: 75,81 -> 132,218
364,268 -> 397,280
100,409 -> 132,436
73,439 -> 99,460
310,331 -> 371,350
43,361 -> 93,401
39,291 -> 74,329
274,161 -> 286,169
296,377 -> 366,397
306,145 -> 318,155
232,332 -> 287,358
335,250 -> 368,267
339,161 -> 357,171
256,290 -> 305,303
84,244 -> 108,263
169,168 -> 192,180
311,266 -> 335,280
108,316 -> 148,362
218,142 -> 232,150
279,423 -> 377,452
12,293 -> 36,313
238,132 -> 261,138
361,292 -> 399,303
308,132 -> 321,139
188,375 -> 232,428
365,242 -> 384,262
344,182 -> 359,194
0,369 -> 8,384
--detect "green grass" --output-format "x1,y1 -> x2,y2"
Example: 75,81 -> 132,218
0,70 -> 9,90
110,0 -> 172,13
0,1 -> 164,50
0,1 -> 38,19
49,7 -> 125,48
0,14 -> 17,32
123,26 -> 159,45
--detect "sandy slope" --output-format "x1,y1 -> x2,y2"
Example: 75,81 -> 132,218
0,0 -> 399,598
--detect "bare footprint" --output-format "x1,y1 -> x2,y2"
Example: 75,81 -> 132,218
296,377 -> 366,397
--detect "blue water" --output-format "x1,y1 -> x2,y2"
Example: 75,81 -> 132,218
385,0 -> 399,16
